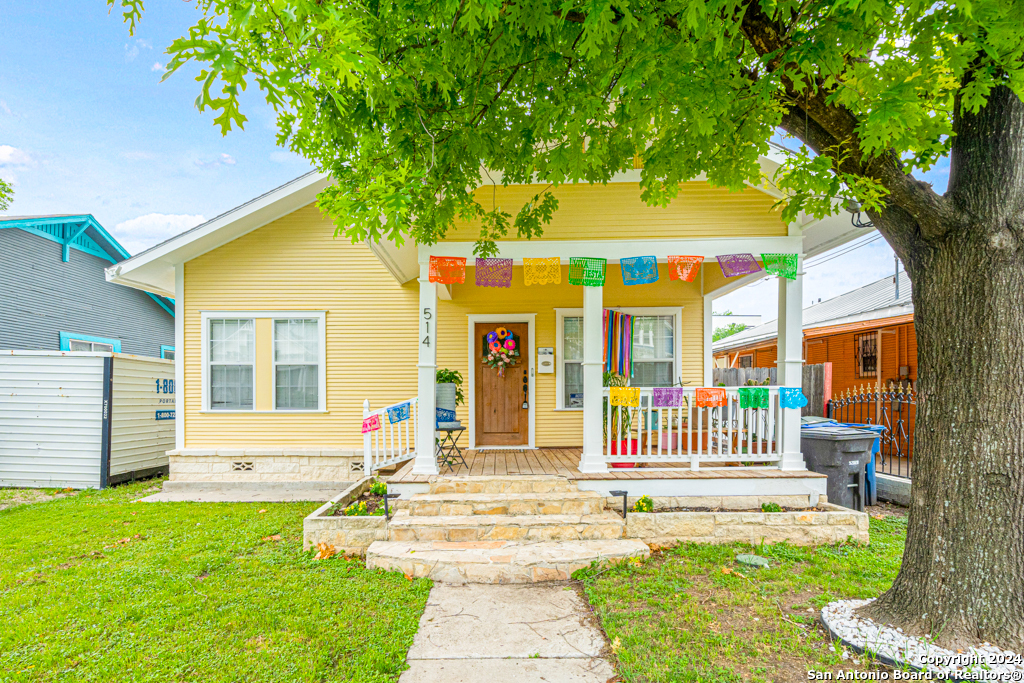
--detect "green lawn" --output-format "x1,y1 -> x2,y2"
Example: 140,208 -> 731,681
577,514 -> 908,683
0,480 -> 431,683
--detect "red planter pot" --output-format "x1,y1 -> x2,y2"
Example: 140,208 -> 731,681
609,439 -> 639,468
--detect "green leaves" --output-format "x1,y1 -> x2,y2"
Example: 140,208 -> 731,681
0,178 -> 13,212
112,0 -> 1024,249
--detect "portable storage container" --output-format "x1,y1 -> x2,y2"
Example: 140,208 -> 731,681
0,351 -> 174,488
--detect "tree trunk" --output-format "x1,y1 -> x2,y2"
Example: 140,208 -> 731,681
859,86 -> 1024,652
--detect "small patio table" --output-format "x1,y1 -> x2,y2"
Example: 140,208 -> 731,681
435,426 -> 466,473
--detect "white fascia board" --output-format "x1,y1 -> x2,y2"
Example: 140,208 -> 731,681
105,172 -> 332,295
420,235 -> 803,263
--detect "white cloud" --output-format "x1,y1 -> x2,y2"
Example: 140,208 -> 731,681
124,43 -> 139,62
0,145 -> 33,166
112,213 -> 205,255
194,152 -> 237,168
151,62 -> 165,73
270,150 -> 305,164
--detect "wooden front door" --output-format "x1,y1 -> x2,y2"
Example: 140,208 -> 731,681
475,322 -> 529,446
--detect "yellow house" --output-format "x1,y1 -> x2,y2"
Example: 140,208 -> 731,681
107,163 -> 864,500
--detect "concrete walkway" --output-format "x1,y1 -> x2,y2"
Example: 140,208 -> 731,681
399,583 -> 617,683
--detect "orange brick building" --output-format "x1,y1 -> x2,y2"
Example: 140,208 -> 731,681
713,272 -> 915,398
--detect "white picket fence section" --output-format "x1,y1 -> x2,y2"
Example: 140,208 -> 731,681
602,387 -> 793,469
363,397 -> 419,473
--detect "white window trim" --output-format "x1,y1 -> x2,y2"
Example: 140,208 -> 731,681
271,314 -> 327,412
200,311 -> 327,414
554,306 -> 684,410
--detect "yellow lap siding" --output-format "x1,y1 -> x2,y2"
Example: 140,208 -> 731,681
443,182 -> 786,241
184,205 -> 420,447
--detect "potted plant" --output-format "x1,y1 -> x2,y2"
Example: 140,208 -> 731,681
435,368 -> 464,412
603,372 -> 638,467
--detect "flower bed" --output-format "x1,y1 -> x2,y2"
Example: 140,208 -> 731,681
624,502 -> 869,546
302,477 -> 388,554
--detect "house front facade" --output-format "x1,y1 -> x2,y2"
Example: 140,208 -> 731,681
107,165 -> 866,500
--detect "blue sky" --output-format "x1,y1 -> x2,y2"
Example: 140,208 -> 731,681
1,1 -> 948,319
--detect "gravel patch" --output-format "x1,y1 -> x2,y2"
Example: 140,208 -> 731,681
822,598 -> 1024,680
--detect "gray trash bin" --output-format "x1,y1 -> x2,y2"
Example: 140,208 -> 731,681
800,426 -> 877,511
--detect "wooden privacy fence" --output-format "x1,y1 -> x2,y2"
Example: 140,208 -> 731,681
712,363 -> 832,417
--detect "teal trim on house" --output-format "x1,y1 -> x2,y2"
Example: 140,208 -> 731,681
60,331 -> 123,352
160,345 -> 175,359
0,215 -> 174,317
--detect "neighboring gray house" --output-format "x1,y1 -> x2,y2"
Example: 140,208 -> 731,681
0,215 -> 175,357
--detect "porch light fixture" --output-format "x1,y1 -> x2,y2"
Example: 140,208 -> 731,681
846,199 -> 874,228
610,490 -> 629,519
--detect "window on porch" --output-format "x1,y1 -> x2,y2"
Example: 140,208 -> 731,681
559,312 -> 676,409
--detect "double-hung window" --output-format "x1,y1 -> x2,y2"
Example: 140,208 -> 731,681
208,319 -> 255,410
557,309 -> 680,408
274,318 -> 320,410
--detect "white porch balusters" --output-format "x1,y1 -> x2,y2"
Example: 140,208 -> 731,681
579,282 -> 609,472
412,262 -> 440,475
777,267 -> 806,470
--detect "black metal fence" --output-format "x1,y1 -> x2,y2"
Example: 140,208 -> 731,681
828,382 -> 916,479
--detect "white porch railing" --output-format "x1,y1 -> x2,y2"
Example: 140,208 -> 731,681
602,387 -> 793,469
363,398 -> 419,473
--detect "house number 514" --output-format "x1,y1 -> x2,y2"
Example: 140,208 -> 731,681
422,307 -> 432,347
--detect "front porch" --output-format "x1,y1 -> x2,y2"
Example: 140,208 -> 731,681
387,447 -> 828,502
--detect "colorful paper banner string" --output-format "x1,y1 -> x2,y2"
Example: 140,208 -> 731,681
609,387 -> 640,407
435,407 -> 456,423
667,255 -> 703,282
568,257 -> 607,286
652,387 -> 687,407
695,387 -> 727,407
716,253 -> 763,278
387,402 -> 411,424
737,387 -> 769,409
428,256 -> 466,284
779,387 -> 808,409
762,253 -> 799,280
361,414 -> 382,433
523,257 -> 561,285
475,257 -> 513,288
620,255 -> 659,286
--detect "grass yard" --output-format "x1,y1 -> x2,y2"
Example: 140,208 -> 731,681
0,479 -> 431,683
577,511 -> 908,683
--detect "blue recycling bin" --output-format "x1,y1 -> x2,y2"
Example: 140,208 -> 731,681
838,423 -> 885,506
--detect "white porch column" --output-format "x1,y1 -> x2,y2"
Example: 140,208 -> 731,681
777,269 -> 805,470
703,294 -> 714,387
412,262 -> 440,475
579,283 -> 608,473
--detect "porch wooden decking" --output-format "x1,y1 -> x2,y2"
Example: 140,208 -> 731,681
388,448 -> 827,483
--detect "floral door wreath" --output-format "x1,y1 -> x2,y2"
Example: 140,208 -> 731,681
484,326 -> 520,377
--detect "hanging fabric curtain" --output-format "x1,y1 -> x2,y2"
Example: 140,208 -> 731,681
761,253 -> 799,280
523,257 -> 561,285
667,255 -> 704,282
716,254 -> 763,278
652,387 -> 687,407
568,257 -> 607,286
620,255 -> 659,285
361,414 -> 382,433
387,402 -> 411,424
428,256 -> 467,284
475,257 -> 513,287
603,309 -> 635,377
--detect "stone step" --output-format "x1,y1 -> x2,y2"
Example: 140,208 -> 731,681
404,491 -> 606,517
428,475 -> 578,495
366,539 -> 650,584
387,511 -> 625,542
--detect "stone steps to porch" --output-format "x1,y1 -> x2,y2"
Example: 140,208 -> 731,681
388,510 -> 625,542
401,490 -> 606,517
366,539 -> 650,584
427,474 -> 578,495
